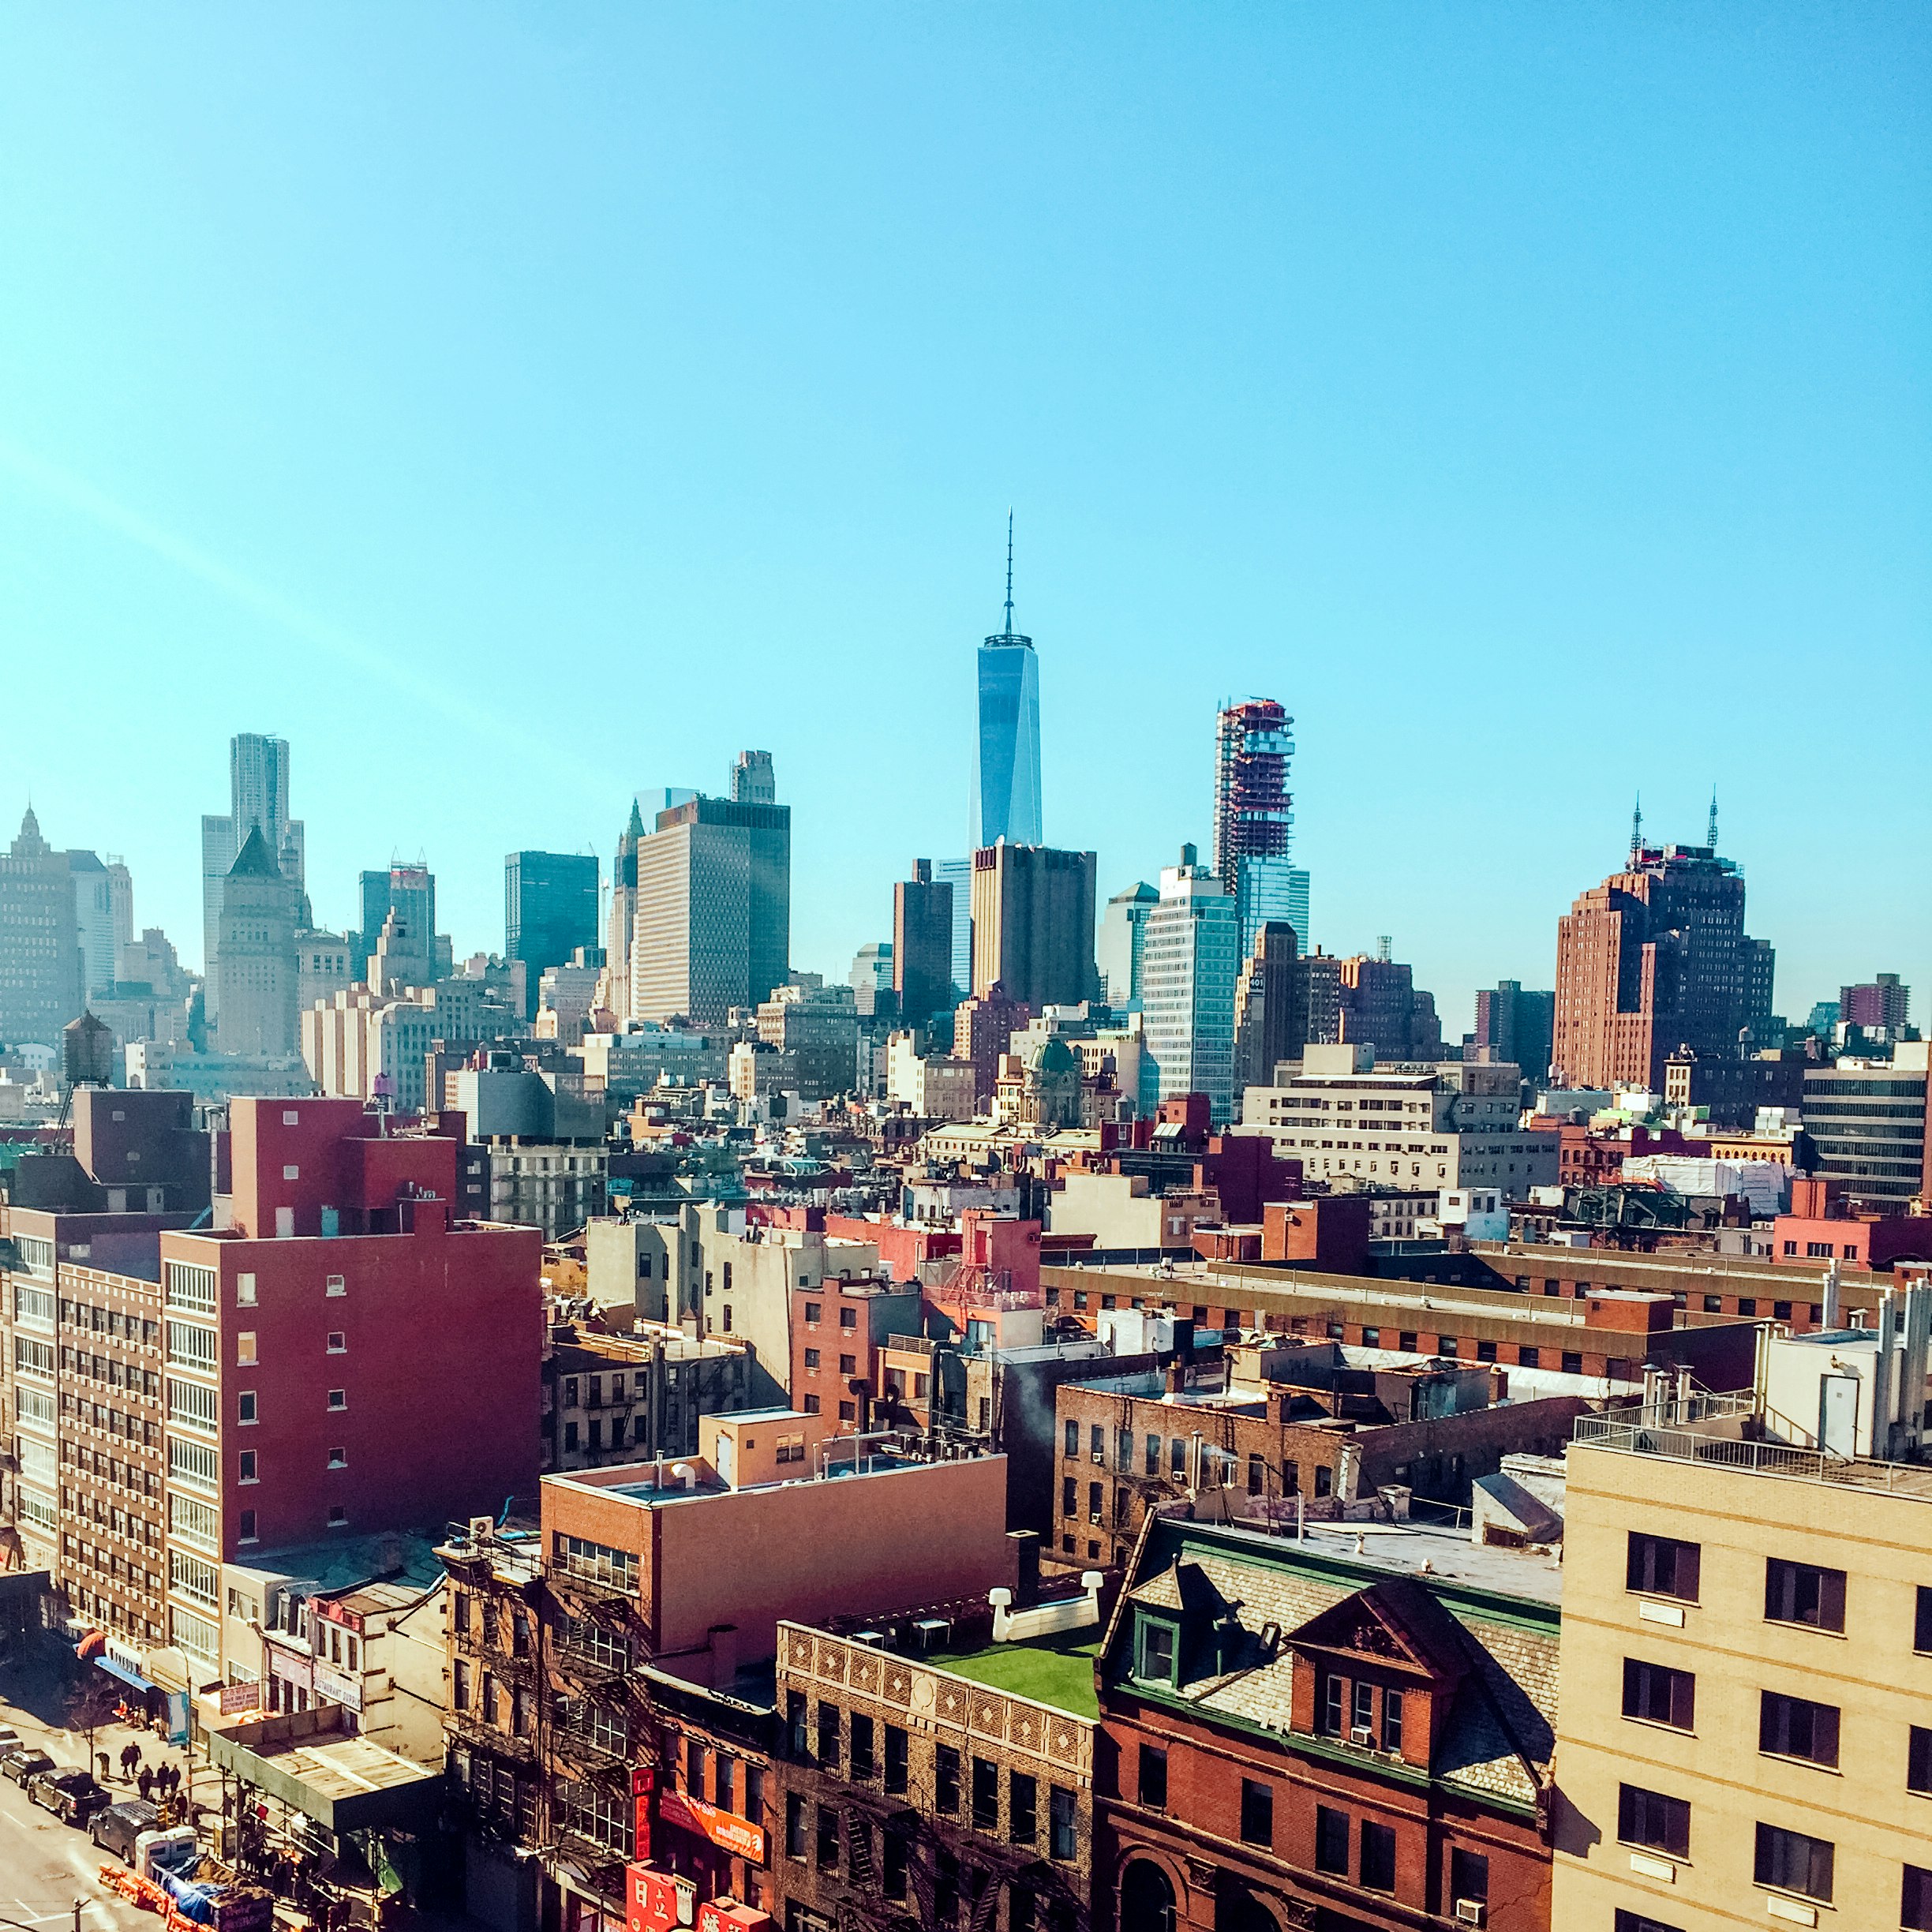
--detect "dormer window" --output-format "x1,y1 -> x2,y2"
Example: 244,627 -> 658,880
1136,1616 -> 1177,1686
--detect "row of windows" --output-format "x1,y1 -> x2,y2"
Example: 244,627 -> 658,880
1628,1531 -> 1889,1640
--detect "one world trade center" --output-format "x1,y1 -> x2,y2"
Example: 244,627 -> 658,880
970,515 -> 1043,848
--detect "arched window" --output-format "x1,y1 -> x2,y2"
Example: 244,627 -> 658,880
1119,1859 -> 1177,1932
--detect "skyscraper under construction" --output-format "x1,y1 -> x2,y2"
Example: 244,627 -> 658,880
1213,698 -> 1309,954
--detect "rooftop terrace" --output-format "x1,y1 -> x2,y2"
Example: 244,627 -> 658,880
930,1634 -> 1102,1721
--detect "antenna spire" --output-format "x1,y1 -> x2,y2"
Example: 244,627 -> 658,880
1003,510 -> 1014,635
1630,792 -> 1643,865
1706,785 -> 1719,851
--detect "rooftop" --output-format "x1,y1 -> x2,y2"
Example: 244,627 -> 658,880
930,1634 -> 1102,1721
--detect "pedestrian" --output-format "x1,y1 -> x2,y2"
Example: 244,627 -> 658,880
166,1762 -> 181,1799
137,1765 -> 153,1802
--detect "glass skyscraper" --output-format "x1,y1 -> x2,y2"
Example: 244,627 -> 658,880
1214,698 -> 1309,955
971,522 -> 1043,849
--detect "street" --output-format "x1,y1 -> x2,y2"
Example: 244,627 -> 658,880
0,1640 -> 193,1932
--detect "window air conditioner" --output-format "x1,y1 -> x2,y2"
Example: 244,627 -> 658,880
468,1516 -> 494,1544
1349,1724 -> 1376,1747
1454,1903 -> 1485,1928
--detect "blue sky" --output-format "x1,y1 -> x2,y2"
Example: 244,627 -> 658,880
2,5 -> 1926,1032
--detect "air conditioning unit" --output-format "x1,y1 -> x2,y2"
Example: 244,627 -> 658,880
1349,1724 -> 1376,1746
468,1515 -> 494,1544
1091,1450 -> 1105,1464
1454,1902 -> 1486,1928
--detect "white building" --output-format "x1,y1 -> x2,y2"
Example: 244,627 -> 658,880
1140,848 -> 1240,1123
1241,1043 -> 1556,1199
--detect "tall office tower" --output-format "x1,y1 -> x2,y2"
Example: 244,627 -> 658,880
213,828 -> 301,1055
971,519 -> 1043,849
729,750 -> 777,806
935,857 -> 975,999
893,859 -> 954,1032
0,807 -> 82,1046
1098,881 -> 1159,1008
605,800 -> 646,1007
1740,935 -> 1778,1034
1553,819 -> 1762,1089
200,733 -> 305,1018
66,850 -> 118,997
969,841 -> 1097,1010
1333,952 -> 1443,1061
1472,979 -> 1556,1083
504,851 -> 600,1020
631,783 -> 791,1028
1840,973 -> 1911,1033
1214,698 -> 1310,953
1233,919 -> 1301,1091
1140,845 -> 1241,1122
355,863 -> 438,986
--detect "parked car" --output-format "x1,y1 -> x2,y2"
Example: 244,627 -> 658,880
28,1767 -> 110,1824
91,1799 -> 160,1863
0,1745 -> 53,1785
0,1725 -> 21,1752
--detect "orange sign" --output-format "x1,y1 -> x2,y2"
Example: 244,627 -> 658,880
657,1787 -> 767,1863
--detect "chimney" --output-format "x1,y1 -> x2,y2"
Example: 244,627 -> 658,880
1166,1358 -> 1188,1397
1006,1530 -> 1040,1608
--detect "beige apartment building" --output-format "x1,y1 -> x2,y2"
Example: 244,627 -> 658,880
1555,1339 -> 1932,1932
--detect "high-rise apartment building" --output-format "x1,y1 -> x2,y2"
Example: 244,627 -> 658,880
631,788 -> 791,1028
1140,845 -> 1241,1122
953,983 -> 1032,1106
1473,979 -> 1556,1083
1841,972 -> 1911,1034
1553,833 -> 1766,1090
971,524 -> 1043,849
1098,880 -> 1159,1009
200,733 -> 305,1017
892,859 -> 954,1032
1333,949 -> 1443,1061
354,863 -> 440,985
969,841 -> 1097,1010
213,828 -> 301,1057
1214,698 -> 1310,954
505,850 -> 600,1020
0,807 -> 82,1047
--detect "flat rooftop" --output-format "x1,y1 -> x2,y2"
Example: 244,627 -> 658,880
1230,1515 -> 1567,1606
930,1634 -> 1102,1721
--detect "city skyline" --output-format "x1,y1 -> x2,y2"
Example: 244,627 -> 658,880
2,7 -> 1926,1031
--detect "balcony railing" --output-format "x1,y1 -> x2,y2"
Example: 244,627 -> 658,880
446,1707 -> 539,1766
1574,1402 -> 1932,1496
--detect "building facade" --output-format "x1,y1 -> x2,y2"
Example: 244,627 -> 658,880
213,827 -> 301,1058
1140,851 -> 1241,1125
506,851 -> 601,1020
201,732 -> 305,1024
893,860 -> 956,1035
971,844 -> 1099,1012
1800,1042 -> 1932,1211
0,807 -> 81,1049
1213,698 -> 1310,957
973,554 -> 1043,851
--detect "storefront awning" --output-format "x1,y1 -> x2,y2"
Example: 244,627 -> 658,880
95,1652 -> 158,1696
205,1705 -> 443,1837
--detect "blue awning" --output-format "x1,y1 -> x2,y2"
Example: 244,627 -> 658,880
95,1653 -> 158,1695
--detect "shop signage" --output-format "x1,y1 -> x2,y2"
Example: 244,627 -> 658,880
313,1662 -> 361,1710
626,1863 -> 692,1932
218,1681 -> 260,1715
657,1788 -> 766,1864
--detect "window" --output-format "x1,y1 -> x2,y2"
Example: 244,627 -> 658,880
1352,1679 -> 1376,1735
1450,1848 -> 1488,1908
815,1805 -> 840,1872
327,1332 -> 345,1354
1759,1690 -> 1839,1767
802,1395 -> 820,1414
1144,1433 -> 1160,1476
1008,1891 -> 1034,1932
785,1793 -> 807,1860
1360,1820 -> 1395,1893
884,1724 -> 908,1795
1049,1786 -> 1075,1860
238,1450 -> 257,1484
803,1301 -> 822,1325
1247,1454 -> 1264,1496
1091,1425 -> 1105,1458
238,1508 -> 257,1543
1314,1807 -> 1350,1875
1904,1865 -> 1932,1932
850,1713 -> 874,1780
817,1701 -> 840,1769
804,1349 -> 821,1370
883,1831 -> 908,1901
326,1446 -> 347,1470
1765,1558 -> 1845,1632
1518,1346 -> 1539,1368
840,1354 -> 856,1376
1061,1478 -> 1076,1517
236,1273 -> 257,1306
935,1745 -> 960,1814
1238,1778 -> 1272,1846
1064,1421 -> 1078,1458
1009,1771 -> 1036,1844
325,1274 -> 345,1297
1136,1744 -> 1166,1809
1754,1822 -> 1833,1902
1911,1726 -> 1932,1795
1318,1671 -> 1343,1736
1917,1586 -> 1932,1653
1627,1531 -> 1700,1602
787,1691 -> 808,1757
1561,1350 -> 1582,1375
237,1391 -> 258,1425
235,1332 -> 257,1366
1136,1619 -> 1175,1684
1623,1658 -> 1696,1731
1618,1784 -> 1690,1859
328,1504 -> 346,1526
1383,1687 -> 1404,1753
326,1389 -> 346,1412
972,1756 -> 999,1829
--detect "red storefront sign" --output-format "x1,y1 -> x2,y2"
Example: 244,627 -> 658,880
626,1865 -> 691,1932
657,1788 -> 767,1864
696,1904 -> 772,1932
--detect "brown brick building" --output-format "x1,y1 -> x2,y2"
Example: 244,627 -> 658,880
1095,1514 -> 1559,1932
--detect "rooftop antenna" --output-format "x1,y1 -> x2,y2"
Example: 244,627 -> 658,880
1630,792 -> 1643,865
1706,786 -> 1719,851
1002,510 -> 1015,635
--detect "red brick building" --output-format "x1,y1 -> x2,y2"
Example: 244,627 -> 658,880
1094,1515 -> 1557,1932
